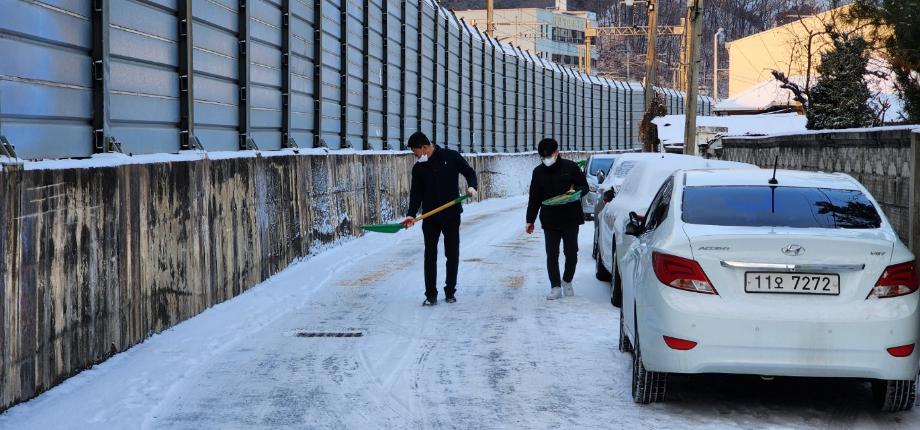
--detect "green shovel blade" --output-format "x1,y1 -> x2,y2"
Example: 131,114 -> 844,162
361,195 -> 469,234
542,191 -> 582,206
360,223 -> 405,234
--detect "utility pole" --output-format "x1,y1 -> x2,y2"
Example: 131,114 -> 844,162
642,0 -> 658,111
684,0 -> 704,155
584,21 -> 595,74
713,27 -> 723,101
487,0 -> 494,38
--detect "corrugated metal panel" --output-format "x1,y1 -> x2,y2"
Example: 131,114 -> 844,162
1,1 -> 94,159
552,67 -> 563,145
445,17 -> 461,150
384,0 -> 401,149
592,81 -> 601,151
318,0 -> 342,148
401,0 -> 419,140
343,0 -> 364,148
365,0 -> 385,150
248,0 -> 283,151
515,55 -> 526,152
505,53 -> 518,152
482,37 -> 494,152
493,42 -> 506,152
418,2 -> 435,138
470,27 -> 483,152
193,0 -> 241,151
109,0 -> 181,154
628,82 -> 644,149
290,0 -> 316,147
455,17 -> 471,152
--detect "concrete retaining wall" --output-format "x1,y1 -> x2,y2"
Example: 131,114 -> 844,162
0,150 -> 602,411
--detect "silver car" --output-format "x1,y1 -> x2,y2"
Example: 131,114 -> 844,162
581,154 -> 620,220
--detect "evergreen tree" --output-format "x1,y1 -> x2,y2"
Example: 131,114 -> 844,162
853,0 -> 920,123
807,35 -> 875,129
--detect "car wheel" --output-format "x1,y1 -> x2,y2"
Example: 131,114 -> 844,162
618,310 -> 633,353
872,378 -> 917,412
595,251 -> 612,282
592,228 -> 598,260
631,340 -> 668,404
611,247 -> 623,308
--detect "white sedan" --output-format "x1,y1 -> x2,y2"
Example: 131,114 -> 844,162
596,154 -> 754,307
618,168 -> 919,411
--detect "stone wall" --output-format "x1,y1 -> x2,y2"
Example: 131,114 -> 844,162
0,150 -> 603,412
720,128 -> 918,244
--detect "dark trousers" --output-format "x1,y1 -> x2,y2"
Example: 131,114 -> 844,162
422,216 -> 460,300
544,225 -> 579,289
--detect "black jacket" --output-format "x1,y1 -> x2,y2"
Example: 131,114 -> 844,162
526,157 -> 589,229
407,145 -> 478,221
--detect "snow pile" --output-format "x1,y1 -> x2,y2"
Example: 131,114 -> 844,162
653,113 -> 808,145
715,78 -> 805,113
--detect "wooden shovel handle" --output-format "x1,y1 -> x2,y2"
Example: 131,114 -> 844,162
414,197 -> 463,221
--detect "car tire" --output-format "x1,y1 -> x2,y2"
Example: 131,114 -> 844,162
592,228 -> 599,260
631,340 -> 667,404
595,251 -> 612,282
872,378 -> 917,412
611,247 -> 623,308
618,310 -> 633,353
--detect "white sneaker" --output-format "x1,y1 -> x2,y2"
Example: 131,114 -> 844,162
562,281 -> 574,297
546,287 -> 562,300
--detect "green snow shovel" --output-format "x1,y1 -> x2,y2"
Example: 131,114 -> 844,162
542,189 -> 581,206
361,195 -> 470,233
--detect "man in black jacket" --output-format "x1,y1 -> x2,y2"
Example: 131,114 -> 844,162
526,138 -> 589,300
402,132 -> 478,306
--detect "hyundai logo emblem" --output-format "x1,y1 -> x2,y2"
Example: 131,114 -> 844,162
782,244 -> 805,256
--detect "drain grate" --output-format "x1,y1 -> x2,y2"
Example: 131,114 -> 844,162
295,331 -> 364,338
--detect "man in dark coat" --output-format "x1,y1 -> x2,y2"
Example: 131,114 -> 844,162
402,132 -> 478,306
526,138 -> 589,300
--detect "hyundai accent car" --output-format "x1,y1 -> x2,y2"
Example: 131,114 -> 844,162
617,169 -> 919,411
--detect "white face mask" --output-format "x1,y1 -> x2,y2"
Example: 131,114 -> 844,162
417,155 -> 429,163
542,156 -> 556,167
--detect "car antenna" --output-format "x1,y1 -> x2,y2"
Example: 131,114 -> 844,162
768,155 -> 779,185
769,155 -> 779,214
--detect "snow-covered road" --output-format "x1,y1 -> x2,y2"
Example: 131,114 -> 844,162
2,196 -> 918,429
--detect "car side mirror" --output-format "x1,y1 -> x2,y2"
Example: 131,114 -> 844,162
625,211 -> 645,236
603,188 -> 616,203
596,170 -> 606,184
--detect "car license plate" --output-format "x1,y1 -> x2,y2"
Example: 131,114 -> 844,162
744,272 -> 840,295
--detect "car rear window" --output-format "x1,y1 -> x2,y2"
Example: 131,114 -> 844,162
589,158 -> 616,176
682,186 -> 882,229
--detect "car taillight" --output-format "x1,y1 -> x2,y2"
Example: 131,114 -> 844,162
868,260 -> 919,299
663,336 -> 698,350
887,344 -> 915,357
652,252 -> 717,294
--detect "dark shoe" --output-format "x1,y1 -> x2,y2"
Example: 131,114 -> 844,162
445,296 -> 457,304
422,298 -> 437,306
